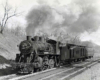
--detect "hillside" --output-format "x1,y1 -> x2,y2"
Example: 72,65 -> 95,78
0,31 -> 25,60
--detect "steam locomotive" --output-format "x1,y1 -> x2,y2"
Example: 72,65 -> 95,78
12,36 -> 94,74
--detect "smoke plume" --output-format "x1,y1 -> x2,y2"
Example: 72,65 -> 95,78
26,0 -> 100,40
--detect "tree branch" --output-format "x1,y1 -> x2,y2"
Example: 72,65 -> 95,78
0,0 -> 22,34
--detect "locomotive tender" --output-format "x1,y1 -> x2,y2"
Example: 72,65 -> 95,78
13,36 -> 94,74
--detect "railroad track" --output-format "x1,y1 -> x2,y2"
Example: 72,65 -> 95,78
0,57 -> 99,80
0,74 -> 18,80
0,68 -> 57,80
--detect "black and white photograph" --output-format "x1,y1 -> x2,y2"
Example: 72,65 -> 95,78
0,0 -> 100,80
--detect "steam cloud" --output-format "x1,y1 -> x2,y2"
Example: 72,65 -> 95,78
26,0 -> 100,39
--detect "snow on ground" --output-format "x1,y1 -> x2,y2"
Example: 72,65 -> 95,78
0,64 -> 11,69
70,63 -> 100,80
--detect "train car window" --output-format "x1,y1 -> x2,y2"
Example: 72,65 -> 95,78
72,49 -> 74,57
73,50 -> 74,57
70,50 -> 71,58
84,48 -> 85,56
73,49 -> 74,57
82,48 -> 83,56
84,48 -> 86,55
71,50 -> 72,58
79,49 -> 80,54
70,49 -> 71,58
83,48 -> 84,56
76,50 -> 79,54
77,50 -> 79,54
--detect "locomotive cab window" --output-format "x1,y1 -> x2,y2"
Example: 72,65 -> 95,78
73,49 -> 74,57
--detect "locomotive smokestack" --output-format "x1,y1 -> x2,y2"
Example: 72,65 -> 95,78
27,36 -> 31,41
39,37 -> 45,43
34,36 -> 39,41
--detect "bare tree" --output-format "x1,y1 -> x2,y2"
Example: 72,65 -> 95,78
71,35 -> 79,44
0,1 -> 20,34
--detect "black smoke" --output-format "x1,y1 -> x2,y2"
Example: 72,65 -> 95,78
26,0 -> 100,39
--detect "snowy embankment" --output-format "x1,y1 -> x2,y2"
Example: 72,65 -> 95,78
0,33 -> 25,60
70,62 -> 100,80
0,64 -> 11,69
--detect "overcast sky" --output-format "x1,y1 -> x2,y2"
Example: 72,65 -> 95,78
0,0 -> 100,45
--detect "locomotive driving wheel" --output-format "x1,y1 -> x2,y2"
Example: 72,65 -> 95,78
49,59 -> 55,68
28,64 -> 34,73
42,56 -> 49,70
42,65 -> 49,70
